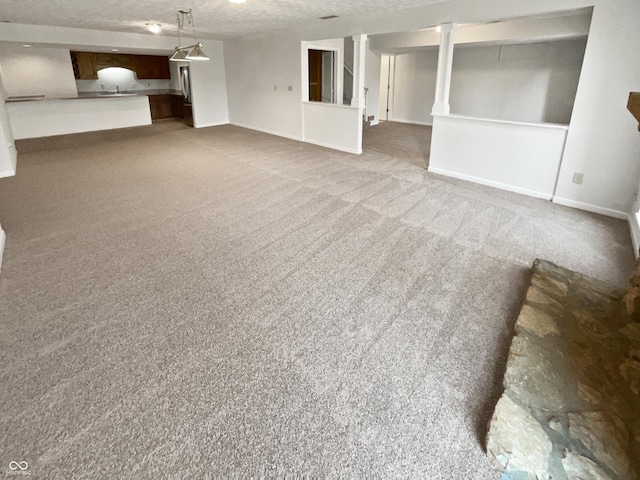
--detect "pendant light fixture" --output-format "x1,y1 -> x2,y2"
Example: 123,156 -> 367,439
170,8 -> 209,62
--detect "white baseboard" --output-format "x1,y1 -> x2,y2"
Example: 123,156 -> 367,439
369,120 -> 380,126
629,212 -> 640,258
304,138 -> 361,155
0,169 -> 15,179
0,226 -> 5,275
230,122 -> 303,143
552,196 -> 627,220
388,117 -> 433,127
428,167 -> 552,200
193,121 -> 229,129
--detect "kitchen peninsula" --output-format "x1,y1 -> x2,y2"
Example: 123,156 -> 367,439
6,95 -> 152,140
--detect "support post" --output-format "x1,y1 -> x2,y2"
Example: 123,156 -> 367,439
351,34 -> 368,108
432,23 -> 457,116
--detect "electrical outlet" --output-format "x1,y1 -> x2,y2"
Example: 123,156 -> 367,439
288,85 -> 293,91
572,173 -> 584,185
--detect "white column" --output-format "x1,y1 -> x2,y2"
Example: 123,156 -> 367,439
432,23 -> 457,116
0,223 -> 5,275
351,34 -> 368,108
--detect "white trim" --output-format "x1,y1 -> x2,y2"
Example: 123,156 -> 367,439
369,119 -> 380,126
230,122 -> 303,143
389,117 -> 433,126
428,166 -> 552,200
432,112 -> 569,131
193,121 -> 229,129
552,196 -> 628,220
0,169 -> 15,179
0,226 -> 5,275
304,138 -> 361,155
628,212 -> 640,258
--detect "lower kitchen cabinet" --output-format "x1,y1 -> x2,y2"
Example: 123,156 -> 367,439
148,94 -> 187,120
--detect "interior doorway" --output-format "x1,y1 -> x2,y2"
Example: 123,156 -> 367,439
308,49 -> 336,103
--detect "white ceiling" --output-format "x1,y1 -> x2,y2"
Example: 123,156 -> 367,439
0,0 -> 448,40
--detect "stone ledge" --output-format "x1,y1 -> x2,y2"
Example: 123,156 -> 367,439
486,259 -> 640,480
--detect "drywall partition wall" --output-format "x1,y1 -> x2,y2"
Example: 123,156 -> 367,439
391,49 -> 439,125
302,102 -> 362,154
7,96 -> 151,140
449,39 -> 587,124
189,41 -> 229,128
225,31 -> 304,141
0,223 -> 5,276
379,55 -> 390,120
430,114 -> 568,199
554,0 -> 640,218
0,66 -> 16,178
364,44 -> 381,124
0,46 -> 77,99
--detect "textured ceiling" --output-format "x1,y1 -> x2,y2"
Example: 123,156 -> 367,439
0,0 -> 448,39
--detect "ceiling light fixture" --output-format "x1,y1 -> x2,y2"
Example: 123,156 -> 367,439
170,9 -> 209,62
146,23 -> 162,34
22,44 -> 32,47
228,0 -> 247,3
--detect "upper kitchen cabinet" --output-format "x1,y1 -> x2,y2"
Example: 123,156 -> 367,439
70,52 -> 170,80
71,52 -> 98,80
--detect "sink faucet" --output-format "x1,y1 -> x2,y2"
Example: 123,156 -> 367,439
116,84 -> 120,93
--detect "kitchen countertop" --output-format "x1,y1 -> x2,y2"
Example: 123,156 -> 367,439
6,89 -> 182,103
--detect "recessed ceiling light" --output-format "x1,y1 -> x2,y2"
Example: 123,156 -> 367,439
146,23 -> 162,34
22,44 -> 32,47
111,49 -> 119,52
228,0 -> 247,3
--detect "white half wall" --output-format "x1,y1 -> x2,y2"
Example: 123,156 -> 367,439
0,65 -> 17,178
0,223 -> 5,276
190,41 -> 229,128
7,96 -> 151,140
450,39 -> 587,124
391,49 -> 439,125
430,114 -> 568,199
302,102 -> 362,154
0,45 -> 77,99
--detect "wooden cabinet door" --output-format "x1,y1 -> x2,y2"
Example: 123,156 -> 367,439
76,53 -> 98,80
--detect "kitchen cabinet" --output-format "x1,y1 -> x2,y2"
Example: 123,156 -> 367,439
71,52 -> 170,80
149,94 -> 176,120
72,52 -> 98,80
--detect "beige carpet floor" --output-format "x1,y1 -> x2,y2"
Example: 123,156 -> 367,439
0,121 -> 635,478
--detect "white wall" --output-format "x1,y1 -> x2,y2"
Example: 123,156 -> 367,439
225,31 -> 304,140
0,65 -> 17,178
450,39 -> 587,124
553,0 -> 640,217
391,49 -> 439,125
0,223 -> 5,276
0,45 -> 77,98
7,96 -> 151,139
364,42 -> 381,124
430,114 -> 568,199
190,41 -> 229,128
